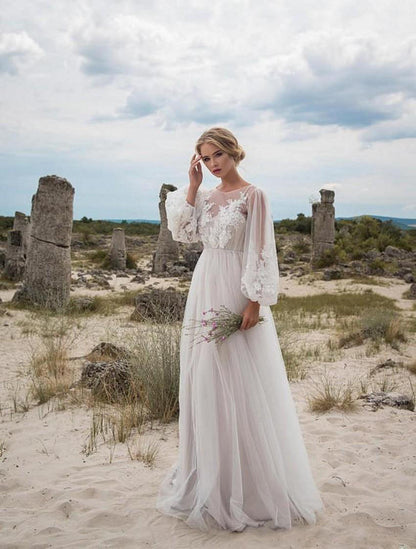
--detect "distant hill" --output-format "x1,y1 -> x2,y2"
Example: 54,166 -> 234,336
106,219 -> 159,224
337,215 -> 416,230
103,215 -> 416,230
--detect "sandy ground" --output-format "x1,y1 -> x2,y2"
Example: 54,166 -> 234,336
0,274 -> 415,548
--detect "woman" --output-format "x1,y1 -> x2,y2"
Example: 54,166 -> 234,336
156,128 -> 323,533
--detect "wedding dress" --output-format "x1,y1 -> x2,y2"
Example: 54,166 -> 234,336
156,183 -> 324,532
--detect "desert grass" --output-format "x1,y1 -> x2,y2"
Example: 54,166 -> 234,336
127,436 -> 160,467
273,291 -> 397,317
375,375 -> 399,393
9,289 -> 139,318
14,298 -> 180,463
25,315 -> 82,405
127,322 -> 181,423
349,275 -> 390,286
273,292 -> 397,377
280,333 -> 341,381
67,291 -> 138,316
339,309 -> 407,351
307,374 -> 358,413
82,401 -> 148,456
272,291 -> 397,334
82,320 -> 180,460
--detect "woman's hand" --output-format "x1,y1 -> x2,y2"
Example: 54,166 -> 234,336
188,153 -> 203,190
240,300 -> 260,330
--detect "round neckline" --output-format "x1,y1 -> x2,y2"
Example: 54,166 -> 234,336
214,184 -> 252,193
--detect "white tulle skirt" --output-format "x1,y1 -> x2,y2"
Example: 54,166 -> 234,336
156,248 -> 324,532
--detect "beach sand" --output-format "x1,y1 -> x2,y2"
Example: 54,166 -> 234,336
1,275 -> 415,548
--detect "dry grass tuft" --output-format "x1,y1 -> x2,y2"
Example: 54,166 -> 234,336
307,375 -> 357,413
338,309 -> 407,350
83,402 -> 148,456
127,436 -> 160,467
127,323 -> 181,423
27,316 -> 81,405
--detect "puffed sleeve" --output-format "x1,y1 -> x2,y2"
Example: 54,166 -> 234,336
241,187 -> 279,305
165,185 -> 204,243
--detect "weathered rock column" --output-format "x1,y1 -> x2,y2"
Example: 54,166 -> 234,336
4,230 -> 26,281
108,228 -> 126,270
13,211 -> 30,258
13,175 -> 75,309
4,211 -> 31,281
152,184 -> 179,273
311,189 -> 335,266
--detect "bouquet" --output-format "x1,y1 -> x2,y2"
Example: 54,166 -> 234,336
186,305 -> 265,345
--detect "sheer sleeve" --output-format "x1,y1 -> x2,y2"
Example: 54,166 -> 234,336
165,185 -> 204,243
241,187 -> 279,306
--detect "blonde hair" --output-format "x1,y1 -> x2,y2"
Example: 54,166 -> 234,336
195,127 -> 245,166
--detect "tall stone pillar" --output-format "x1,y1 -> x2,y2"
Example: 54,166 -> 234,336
311,189 -> 335,266
109,228 -> 126,270
152,184 -> 179,273
13,175 -> 75,309
13,211 -> 30,258
4,230 -> 26,281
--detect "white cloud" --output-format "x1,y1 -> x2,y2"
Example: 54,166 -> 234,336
76,22 -> 416,133
0,1 -> 416,219
0,31 -> 43,74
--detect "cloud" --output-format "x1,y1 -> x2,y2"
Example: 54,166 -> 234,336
87,28 -> 416,133
1,1 -> 416,220
361,104 -> 416,141
251,33 -> 416,129
0,31 -> 43,74
75,14 -> 171,77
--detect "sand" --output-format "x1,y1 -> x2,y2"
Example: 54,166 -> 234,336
1,274 -> 415,548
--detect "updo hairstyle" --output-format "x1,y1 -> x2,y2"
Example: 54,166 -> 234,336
195,127 -> 245,166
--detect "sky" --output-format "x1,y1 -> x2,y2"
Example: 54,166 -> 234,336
1,0 -> 416,221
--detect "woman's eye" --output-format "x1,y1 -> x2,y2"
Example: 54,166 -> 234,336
202,157 -> 209,162
215,152 -> 222,157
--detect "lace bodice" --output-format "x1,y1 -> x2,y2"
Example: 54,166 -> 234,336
165,184 -> 279,306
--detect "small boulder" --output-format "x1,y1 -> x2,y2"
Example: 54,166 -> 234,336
359,391 -> 414,411
131,288 -> 187,322
408,283 -> 416,300
403,273 -> 415,284
81,360 -> 133,402
323,268 -> 343,281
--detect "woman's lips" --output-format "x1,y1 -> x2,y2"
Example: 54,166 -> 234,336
213,169 -> 221,174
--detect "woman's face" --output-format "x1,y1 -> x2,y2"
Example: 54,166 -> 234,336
199,142 -> 235,179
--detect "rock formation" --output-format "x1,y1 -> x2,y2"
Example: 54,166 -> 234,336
4,230 -> 26,281
13,175 -> 75,309
4,212 -> 30,281
108,228 -> 126,270
81,360 -> 133,402
311,189 -> 335,266
152,184 -> 179,273
131,288 -> 187,322
13,211 -> 30,257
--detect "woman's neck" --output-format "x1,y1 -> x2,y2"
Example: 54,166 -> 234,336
219,168 -> 246,189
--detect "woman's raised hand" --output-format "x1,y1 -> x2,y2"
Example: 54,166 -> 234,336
188,154 -> 203,190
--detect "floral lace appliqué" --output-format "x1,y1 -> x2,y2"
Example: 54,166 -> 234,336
200,192 -> 247,249
241,245 -> 277,303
